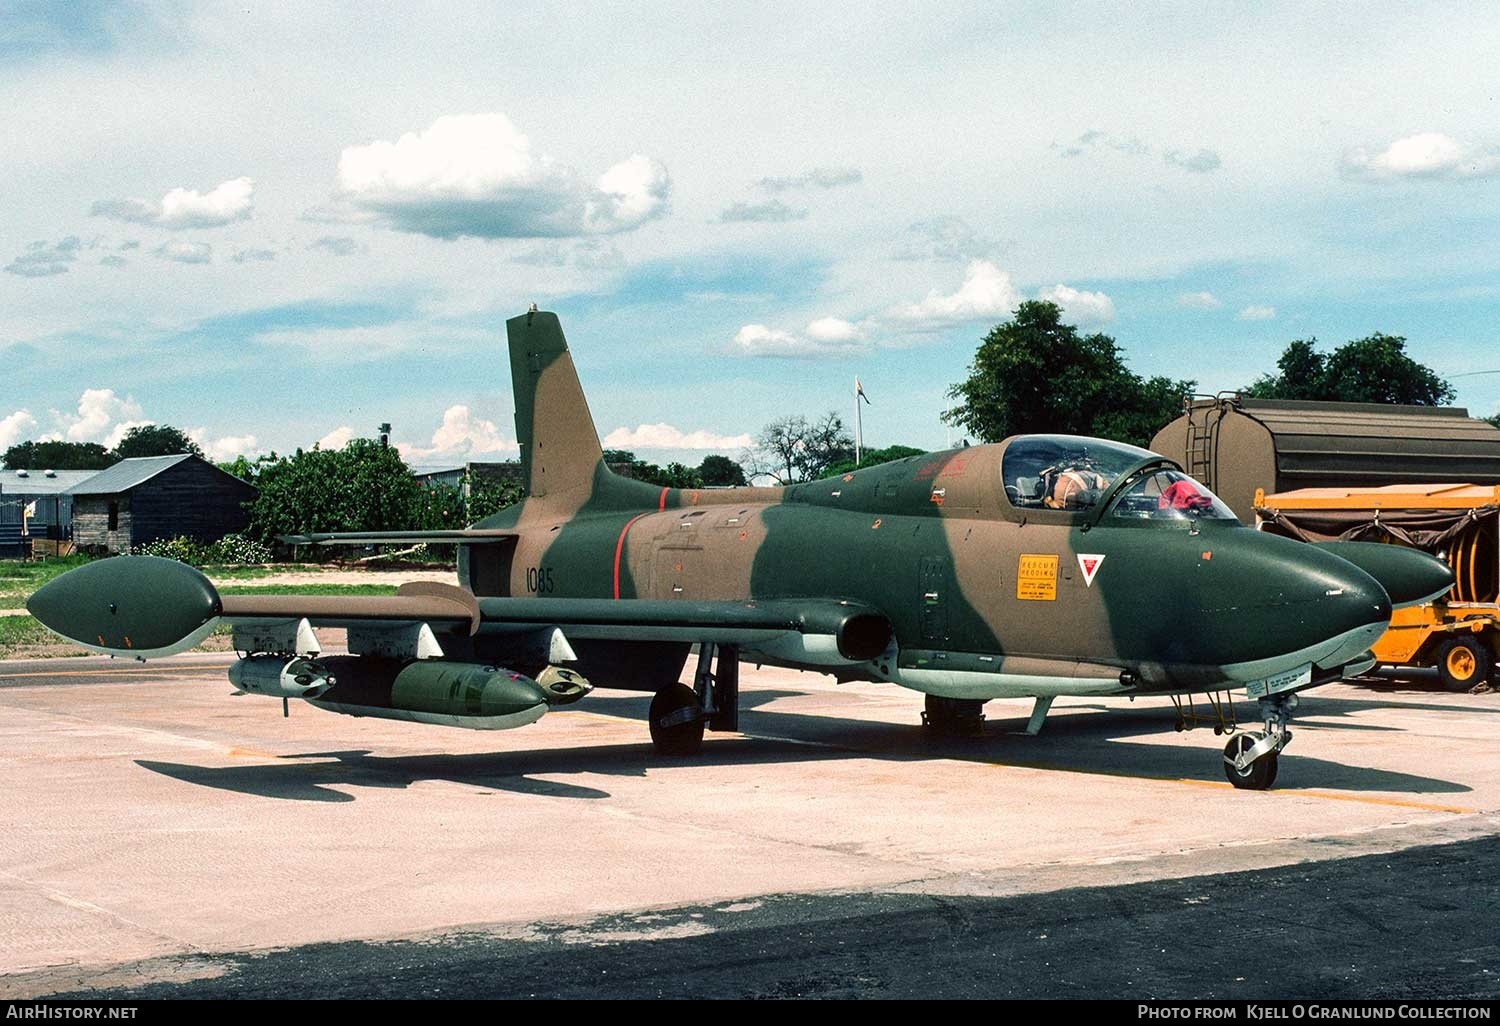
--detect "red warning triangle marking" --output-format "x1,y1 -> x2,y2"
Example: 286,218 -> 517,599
1078,553 -> 1105,587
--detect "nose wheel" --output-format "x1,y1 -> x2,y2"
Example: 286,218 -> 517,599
1221,693 -> 1297,790
1223,732 -> 1279,789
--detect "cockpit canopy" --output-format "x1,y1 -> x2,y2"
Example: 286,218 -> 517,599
1001,435 -> 1236,520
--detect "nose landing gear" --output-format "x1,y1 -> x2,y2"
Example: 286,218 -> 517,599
1222,693 -> 1297,790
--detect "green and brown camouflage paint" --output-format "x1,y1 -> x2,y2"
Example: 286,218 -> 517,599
462,311 -> 1419,698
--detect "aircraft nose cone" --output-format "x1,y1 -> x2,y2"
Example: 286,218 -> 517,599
1195,532 -> 1392,675
1311,541 -> 1454,609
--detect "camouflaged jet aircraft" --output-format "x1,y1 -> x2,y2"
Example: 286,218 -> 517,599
28,309 -> 1455,790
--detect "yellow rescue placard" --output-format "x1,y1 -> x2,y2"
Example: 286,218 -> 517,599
1017,554 -> 1058,601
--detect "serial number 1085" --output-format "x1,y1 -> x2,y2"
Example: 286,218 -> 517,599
525,566 -> 556,594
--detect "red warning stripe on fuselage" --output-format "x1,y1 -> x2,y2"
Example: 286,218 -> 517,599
613,512 -> 654,599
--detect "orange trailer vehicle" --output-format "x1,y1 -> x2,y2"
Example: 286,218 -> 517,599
1255,483 -> 1500,692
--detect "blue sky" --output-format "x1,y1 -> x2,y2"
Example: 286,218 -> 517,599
3,1 -> 1499,469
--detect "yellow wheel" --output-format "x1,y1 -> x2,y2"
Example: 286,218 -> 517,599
1436,637 -> 1490,693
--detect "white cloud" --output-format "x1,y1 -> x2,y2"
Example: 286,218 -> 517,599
189,429 -> 259,462
310,236 -> 362,256
1165,149 -> 1222,173
1058,130 -> 1149,159
1341,132 -> 1500,181
513,239 -> 626,270
103,419 -> 154,449
0,410 -> 38,451
893,216 -> 1000,262
1237,305 -> 1276,321
317,426 -> 355,450
399,404 -> 518,460
603,423 -> 754,450
92,177 -> 255,229
1176,290 -> 1222,309
887,260 -> 1022,331
52,389 -> 144,444
335,113 -> 670,239
718,199 -> 807,223
731,323 -> 864,359
5,236 -> 82,277
805,316 -> 862,342
155,241 -> 212,264
1037,284 -> 1116,327
232,248 -> 276,263
758,167 -> 863,192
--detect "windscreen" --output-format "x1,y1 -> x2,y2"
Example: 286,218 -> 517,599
1002,436 -> 1155,514
1109,467 -> 1237,521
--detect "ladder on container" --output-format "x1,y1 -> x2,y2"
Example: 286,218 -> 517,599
1181,393 -> 1240,490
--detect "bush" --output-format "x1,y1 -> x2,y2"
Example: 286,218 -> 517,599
132,533 -> 272,566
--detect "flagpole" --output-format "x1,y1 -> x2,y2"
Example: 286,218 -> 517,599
854,377 -> 862,467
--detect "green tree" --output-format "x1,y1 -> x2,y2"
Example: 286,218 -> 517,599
698,454 -> 747,487
111,424 -> 203,460
411,481 -> 467,530
217,454 -> 261,483
2,439 -> 115,470
246,439 -> 422,541
1245,333 -> 1454,405
944,301 -> 1192,448
468,478 -> 525,521
822,444 -> 927,479
752,412 -> 854,484
607,450 -> 747,489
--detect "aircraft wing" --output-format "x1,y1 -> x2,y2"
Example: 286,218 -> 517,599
26,556 -> 892,664
278,529 -> 518,546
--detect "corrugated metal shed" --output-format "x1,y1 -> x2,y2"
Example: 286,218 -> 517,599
0,469 -> 101,556
1151,397 -> 1500,520
68,454 -> 257,553
68,454 -> 194,496
2,468 -> 101,494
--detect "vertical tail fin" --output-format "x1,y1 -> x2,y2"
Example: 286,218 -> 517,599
507,309 -> 605,501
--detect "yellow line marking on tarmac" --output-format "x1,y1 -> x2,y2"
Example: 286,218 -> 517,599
0,667 -> 217,679
1158,775 -> 1477,814
227,747 -> 280,760
728,727 -> 1482,815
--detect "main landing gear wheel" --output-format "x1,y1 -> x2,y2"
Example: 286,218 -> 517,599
1222,732 -> 1279,790
921,695 -> 986,738
649,682 -> 705,756
1436,636 -> 1491,693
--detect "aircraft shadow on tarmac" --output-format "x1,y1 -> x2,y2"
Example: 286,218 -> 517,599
132,686 -> 1471,802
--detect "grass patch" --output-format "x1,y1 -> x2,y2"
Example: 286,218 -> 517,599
0,557 -> 406,607
0,556 -> 93,607
216,584 -> 397,596
1,583 -> 396,659
0,614 -> 55,656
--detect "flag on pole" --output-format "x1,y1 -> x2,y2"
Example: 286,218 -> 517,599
22,500 -> 36,537
854,377 -> 870,466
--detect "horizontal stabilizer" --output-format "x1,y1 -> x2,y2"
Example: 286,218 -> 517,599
278,530 -> 518,546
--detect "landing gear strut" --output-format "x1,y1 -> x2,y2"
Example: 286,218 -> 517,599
1222,693 -> 1297,790
648,643 -> 740,756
